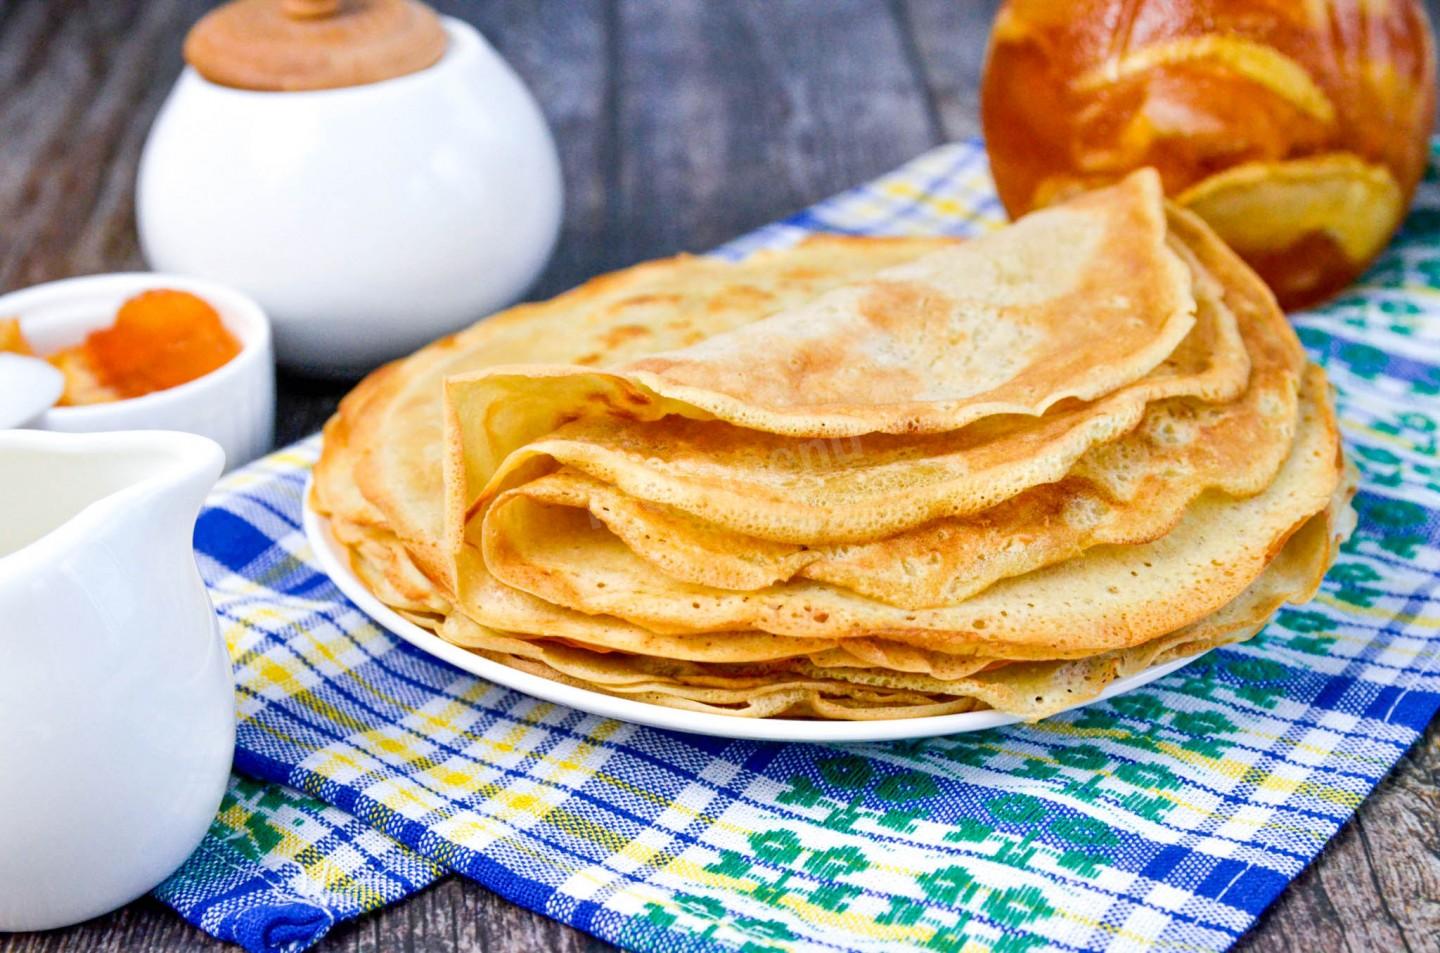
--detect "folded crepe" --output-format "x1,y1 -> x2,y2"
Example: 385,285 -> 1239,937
314,234 -> 959,603
441,485 -> 1352,719
315,169 -> 1354,722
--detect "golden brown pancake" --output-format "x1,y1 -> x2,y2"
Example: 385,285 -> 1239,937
314,174 -> 1352,722
315,235 -> 962,594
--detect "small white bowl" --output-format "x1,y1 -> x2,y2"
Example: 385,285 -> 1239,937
0,273 -> 275,468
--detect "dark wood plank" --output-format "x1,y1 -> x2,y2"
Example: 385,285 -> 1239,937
897,0 -> 1005,141
604,0 -> 937,268
0,0 -> 203,288
314,877 -> 613,953
0,896 -> 233,953
1235,718 -> 1440,953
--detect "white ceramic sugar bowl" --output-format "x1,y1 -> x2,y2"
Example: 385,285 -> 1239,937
137,0 -> 562,374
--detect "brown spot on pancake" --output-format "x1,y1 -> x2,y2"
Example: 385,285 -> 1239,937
598,324 -> 654,350
858,280 -> 958,336
710,286 -> 774,311
583,389 -> 650,422
618,294 -> 684,308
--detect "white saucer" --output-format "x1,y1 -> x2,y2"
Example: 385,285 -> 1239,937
301,478 -> 1202,743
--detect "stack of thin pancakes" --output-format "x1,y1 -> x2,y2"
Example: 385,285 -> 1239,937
314,170 -> 1355,721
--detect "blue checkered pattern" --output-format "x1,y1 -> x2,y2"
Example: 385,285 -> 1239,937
151,140 -> 1440,953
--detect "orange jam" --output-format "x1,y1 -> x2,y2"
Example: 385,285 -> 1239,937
83,290 -> 241,399
0,316 -> 33,356
0,289 -> 242,406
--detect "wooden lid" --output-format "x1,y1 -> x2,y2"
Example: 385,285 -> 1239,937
184,0 -> 447,92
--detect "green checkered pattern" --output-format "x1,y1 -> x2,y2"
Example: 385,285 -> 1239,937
155,140 -> 1440,953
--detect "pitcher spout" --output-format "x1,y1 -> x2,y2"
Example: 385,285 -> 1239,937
0,430 -> 225,567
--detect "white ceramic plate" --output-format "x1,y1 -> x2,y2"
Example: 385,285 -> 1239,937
302,479 -> 1204,743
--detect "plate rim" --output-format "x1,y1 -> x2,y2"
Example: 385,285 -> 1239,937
299,475 -> 1203,744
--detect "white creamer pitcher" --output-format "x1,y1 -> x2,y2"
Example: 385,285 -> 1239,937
0,430 -> 235,931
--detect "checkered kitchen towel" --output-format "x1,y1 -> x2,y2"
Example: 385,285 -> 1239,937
155,138 -> 1440,953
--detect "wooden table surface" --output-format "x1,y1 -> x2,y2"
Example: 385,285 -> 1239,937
3,1 -> 1439,950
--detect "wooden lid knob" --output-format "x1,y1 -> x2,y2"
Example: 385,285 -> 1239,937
184,0 -> 447,92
